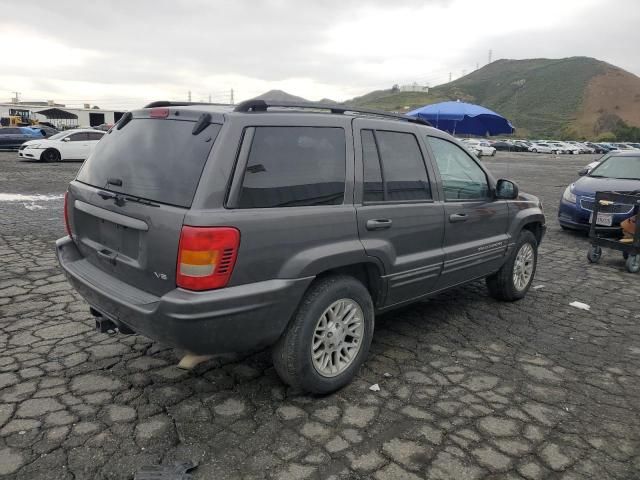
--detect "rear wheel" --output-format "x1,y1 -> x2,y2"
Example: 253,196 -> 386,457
486,230 -> 538,301
272,275 -> 374,394
42,148 -> 61,163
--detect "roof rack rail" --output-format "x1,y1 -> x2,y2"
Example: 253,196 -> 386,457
144,100 -> 232,108
233,100 -> 431,126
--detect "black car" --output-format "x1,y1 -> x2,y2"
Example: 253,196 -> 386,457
492,141 -> 528,152
585,142 -> 609,154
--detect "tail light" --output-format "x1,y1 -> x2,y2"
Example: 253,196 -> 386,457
176,226 -> 240,291
64,191 -> 72,237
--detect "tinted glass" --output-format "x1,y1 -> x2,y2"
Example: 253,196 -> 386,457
361,130 -> 384,202
69,133 -> 89,141
77,118 -> 221,207
88,132 -> 104,141
238,126 -> 345,208
376,131 -> 431,201
48,132 -> 67,140
0,128 -> 21,135
428,136 -> 489,200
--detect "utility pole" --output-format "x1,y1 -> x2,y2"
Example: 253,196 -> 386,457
476,62 -> 479,70
188,90 -> 192,102
230,88 -> 234,105
448,72 -> 452,82
208,94 -> 212,103
488,49 -> 493,65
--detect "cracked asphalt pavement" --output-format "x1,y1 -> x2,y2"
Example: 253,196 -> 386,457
0,151 -> 639,479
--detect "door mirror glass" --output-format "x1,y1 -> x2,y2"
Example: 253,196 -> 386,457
496,179 -> 519,199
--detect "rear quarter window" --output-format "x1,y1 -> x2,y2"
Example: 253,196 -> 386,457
237,126 -> 346,208
76,118 -> 221,208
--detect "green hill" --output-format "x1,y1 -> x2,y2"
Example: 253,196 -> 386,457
345,57 -> 640,139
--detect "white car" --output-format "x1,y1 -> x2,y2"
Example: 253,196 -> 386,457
461,139 -> 496,157
528,142 -> 557,154
18,129 -> 105,162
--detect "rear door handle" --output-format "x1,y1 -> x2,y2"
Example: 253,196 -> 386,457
449,213 -> 468,223
366,219 -> 393,231
97,248 -> 117,265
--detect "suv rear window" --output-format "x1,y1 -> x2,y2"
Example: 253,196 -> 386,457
77,118 -> 221,207
238,126 -> 346,208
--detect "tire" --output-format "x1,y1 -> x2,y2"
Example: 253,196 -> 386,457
626,254 -> 640,273
42,148 -> 61,162
587,246 -> 602,263
532,149 -> 538,153
272,275 -> 374,394
486,230 -> 538,301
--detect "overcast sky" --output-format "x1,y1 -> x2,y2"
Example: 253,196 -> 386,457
2,0 -> 639,108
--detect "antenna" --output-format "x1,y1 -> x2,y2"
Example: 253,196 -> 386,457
488,49 -> 493,64
449,72 -> 452,82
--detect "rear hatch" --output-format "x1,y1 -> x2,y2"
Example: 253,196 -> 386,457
68,107 -> 223,296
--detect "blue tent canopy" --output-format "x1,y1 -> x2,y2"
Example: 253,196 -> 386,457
406,101 -> 514,136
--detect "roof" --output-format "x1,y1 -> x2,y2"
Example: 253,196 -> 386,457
36,108 -> 78,120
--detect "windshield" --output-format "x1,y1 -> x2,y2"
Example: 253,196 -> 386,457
48,132 -> 68,140
77,118 -> 221,207
589,155 -> 640,180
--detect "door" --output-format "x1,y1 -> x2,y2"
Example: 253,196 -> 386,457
426,136 -> 509,289
354,120 -> 445,306
62,132 -> 91,159
89,112 -> 105,127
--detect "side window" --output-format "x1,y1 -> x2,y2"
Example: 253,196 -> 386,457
428,136 -> 490,201
361,130 -> 384,202
360,129 -> 431,202
238,126 -> 346,208
69,133 -> 88,142
88,132 -> 104,141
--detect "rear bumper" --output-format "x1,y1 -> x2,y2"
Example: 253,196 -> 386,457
56,236 -> 313,354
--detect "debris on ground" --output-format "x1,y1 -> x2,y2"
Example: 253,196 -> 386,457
369,383 -> 381,392
570,301 -> 591,311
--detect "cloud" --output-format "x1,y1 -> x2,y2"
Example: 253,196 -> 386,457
1,0 -> 637,107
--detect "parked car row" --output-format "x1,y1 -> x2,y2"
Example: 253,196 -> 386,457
455,138 -> 640,155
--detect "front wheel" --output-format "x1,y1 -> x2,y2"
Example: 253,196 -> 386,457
272,275 -> 374,394
486,230 -> 538,301
626,254 -> 640,273
41,148 -> 61,162
587,246 -> 602,263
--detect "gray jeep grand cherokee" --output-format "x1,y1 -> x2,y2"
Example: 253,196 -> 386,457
57,100 -> 545,393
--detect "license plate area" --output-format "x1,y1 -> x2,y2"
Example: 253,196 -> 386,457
589,212 -> 613,226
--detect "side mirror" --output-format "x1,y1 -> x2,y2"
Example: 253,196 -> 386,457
495,178 -> 519,200
62,137 -> 71,142
578,168 -> 588,176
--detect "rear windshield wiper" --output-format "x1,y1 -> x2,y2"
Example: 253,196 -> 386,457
97,190 -> 159,207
